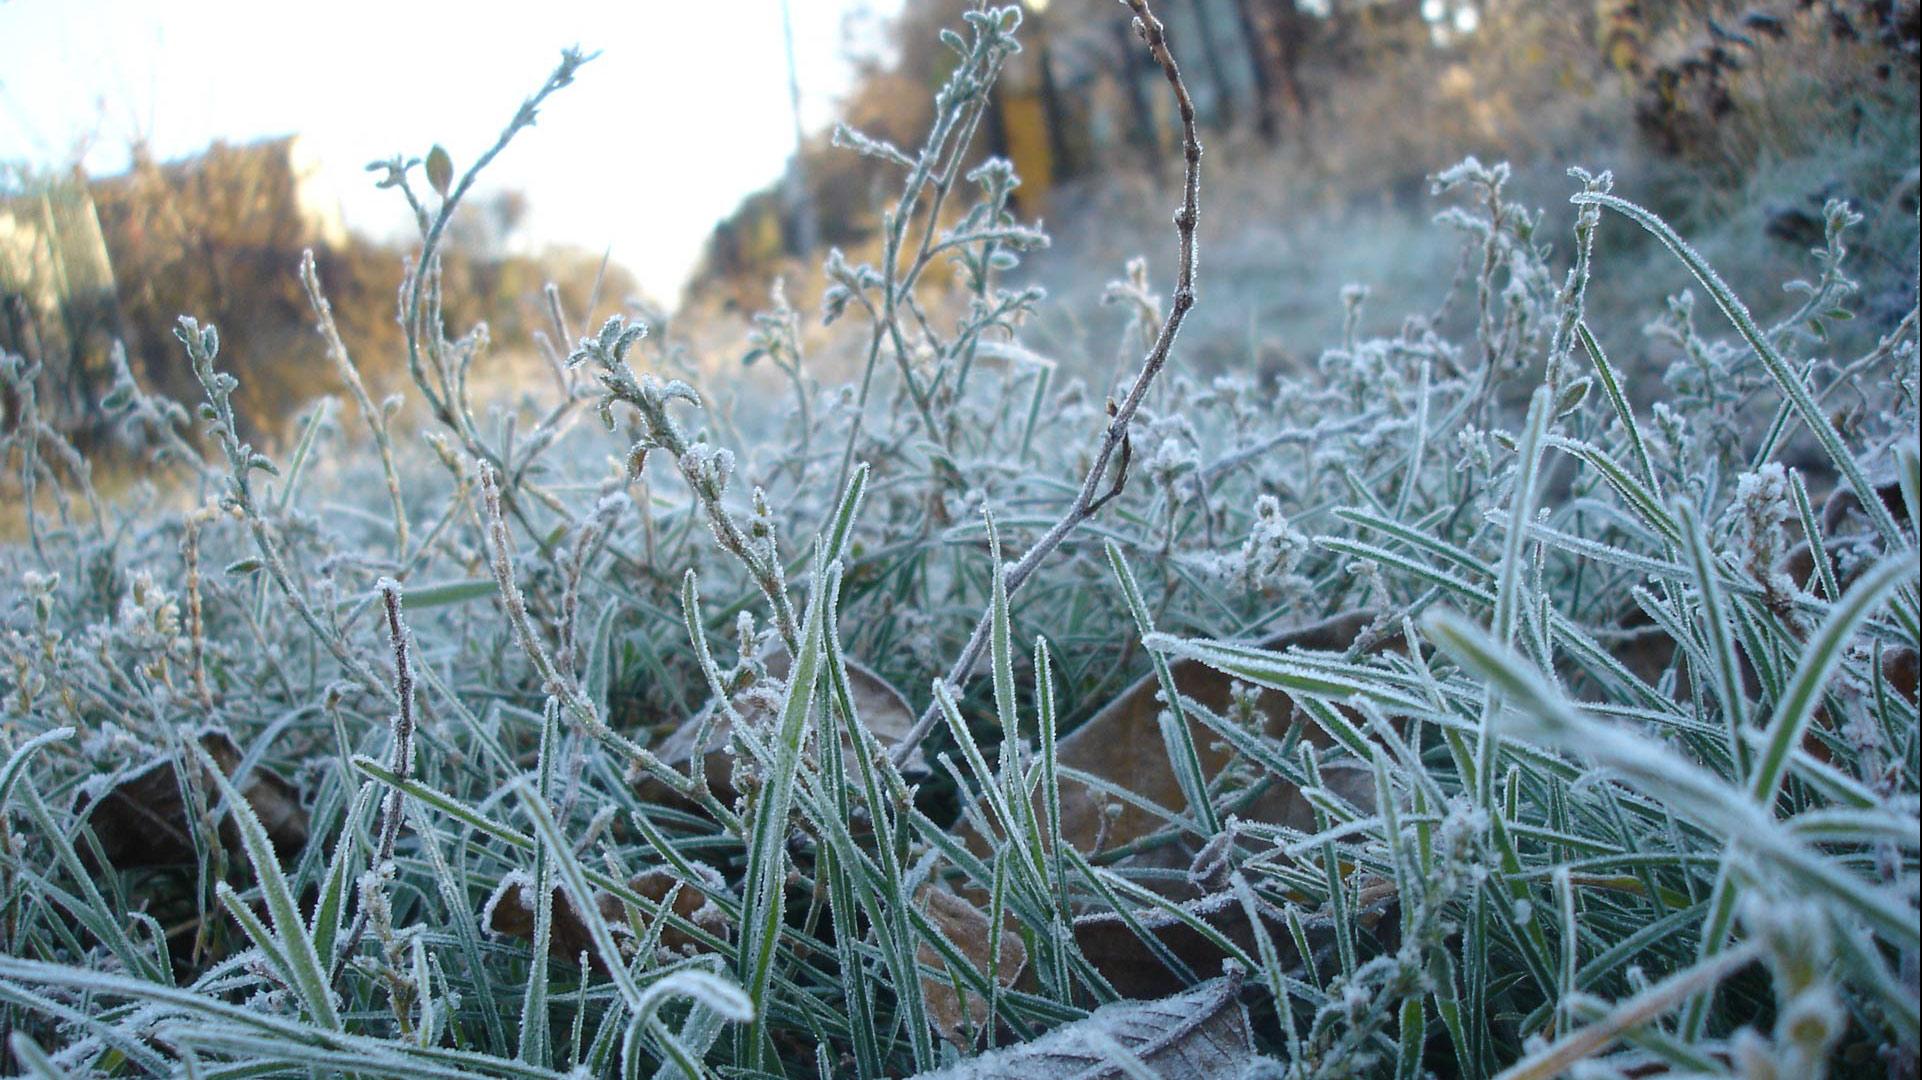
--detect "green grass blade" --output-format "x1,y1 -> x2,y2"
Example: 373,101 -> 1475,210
1750,551 -> 1917,806
193,741 -> 341,1030
0,727 -> 73,810
1676,499 -> 1750,781
739,556 -> 837,1065
1106,540 -> 1219,834
823,462 -> 870,564
1573,190 -> 1907,550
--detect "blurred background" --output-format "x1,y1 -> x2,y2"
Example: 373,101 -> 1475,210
2,0 -> 1917,452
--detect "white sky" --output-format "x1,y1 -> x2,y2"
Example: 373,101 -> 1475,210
0,0 -> 902,304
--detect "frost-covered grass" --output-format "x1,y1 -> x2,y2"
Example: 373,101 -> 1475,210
1,2 -> 1918,1078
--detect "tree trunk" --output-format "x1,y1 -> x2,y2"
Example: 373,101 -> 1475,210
1188,0 -> 1241,130
1113,18 -> 1166,176
1037,33 -> 1075,181
1232,0 -> 1281,141
1270,0 -> 1314,124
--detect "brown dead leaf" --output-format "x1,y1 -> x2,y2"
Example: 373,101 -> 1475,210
912,970 -> 1258,1079
917,884 -> 1028,1048
1071,874 -> 1396,1001
963,611 -> 1387,884
915,883 -> 1029,1050
1883,646 -> 1918,706
1621,467 -> 1917,693
1819,473 -> 1909,541
483,866 -> 726,970
942,612 -> 1403,999
641,650 -> 921,806
75,730 -> 308,870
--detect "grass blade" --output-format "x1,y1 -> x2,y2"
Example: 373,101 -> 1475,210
193,741 -> 341,1030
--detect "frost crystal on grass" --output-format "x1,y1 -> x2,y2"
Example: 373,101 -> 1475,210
1729,462 -> 1796,601
1239,495 -> 1309,592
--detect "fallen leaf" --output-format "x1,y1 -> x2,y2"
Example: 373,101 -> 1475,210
1818,472 -> 1908,540
75,730 -> 308,870
911,970 -> 1259,1079
916,883 -> 1028,1050
483,866 -> 726,970
1605,602 -> 1682,692
1071,874 -> 1396,1001
643,649 -> 922,805
965,610 -> 1386,883
943,612 -> 1402,999
1881,646 -> 1917,706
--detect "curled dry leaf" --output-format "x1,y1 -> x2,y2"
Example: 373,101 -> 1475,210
912,970 -> 1258,1080
642,648 -> 923,805
1883,645 -> 1918,705
945,611 -> 1400,1000
1778,474 -> 1909,600
965,611 -> 1387,882
483,866 -> 726,971
74,729 -> 308,870
916,883 -> 1029,1050
1623,469 -> 1922,763
1073,874 -> 1399,1001
943,612 -> 1399,1000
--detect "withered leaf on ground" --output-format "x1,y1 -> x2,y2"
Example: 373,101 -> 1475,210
1880,645 -> 1917,705
1072,875 -> 1398,1001
483,866 -> 725,970
73,729 -> 308,870
916,883 -> 1029,1050
965,611 -> 1386,883
940,612 -> 1404,1002
912,971 -> 1260,1079
641,649 -> 922,805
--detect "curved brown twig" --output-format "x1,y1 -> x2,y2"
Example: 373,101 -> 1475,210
892,0 -> 1201,765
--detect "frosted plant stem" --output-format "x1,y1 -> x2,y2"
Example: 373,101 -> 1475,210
893,0 -> 1202,767
300,251 -> 409,554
